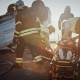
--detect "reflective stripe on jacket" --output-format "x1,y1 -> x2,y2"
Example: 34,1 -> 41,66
68,17 -> 79,33
16,21 -> 22,25
14,28 -> 40,37
16,58 -> 23,63
34,55 -> 42,62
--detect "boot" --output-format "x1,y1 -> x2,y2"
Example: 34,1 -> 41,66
36,61 -> 43,69
13,62 -> 23,68
13,57 -> 23,68
36,61 -> 46,73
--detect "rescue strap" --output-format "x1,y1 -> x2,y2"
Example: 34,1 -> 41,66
34,55 -> 42,62
55,65 -> 72,67
41,55 -> 51,61
56,60 -> 71,63
53,54 -> 57,61
14,28 -> 41,37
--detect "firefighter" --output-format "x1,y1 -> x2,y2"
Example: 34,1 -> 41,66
40,24 -> 55,53
13,0 -> 43,69
58,6 -> 74,37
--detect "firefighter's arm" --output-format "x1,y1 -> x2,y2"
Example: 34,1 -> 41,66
62,27 -> 70,40
45,38 -> 54,53
13,13 -> 22,43
45,33 -> 54,53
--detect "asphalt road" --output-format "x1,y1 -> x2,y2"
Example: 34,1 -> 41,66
0,49 -> 80,80
0,49 -> 51,80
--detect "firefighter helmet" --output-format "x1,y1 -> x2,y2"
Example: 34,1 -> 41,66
64,6 -> 71,12
15,0 -> 24,10
7,4 -> 15,13
31,0 -> 45,16
31,0 -> 49,22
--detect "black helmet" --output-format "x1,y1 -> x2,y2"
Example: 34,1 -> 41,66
64,6 -> 71,12
31,0 -> 45,16
31,0 -> 49,22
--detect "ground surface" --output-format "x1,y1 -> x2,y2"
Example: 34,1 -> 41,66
0,49 -> 50,80
0,49 -> 80,80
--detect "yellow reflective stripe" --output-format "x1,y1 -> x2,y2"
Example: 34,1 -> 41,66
16,58 -> 23,61
20,28 -> 36,33
20,28 -> 40,33
19,30 -> 38,37
14,28 -> 40,37
16,21 -> 22,25
63,20 -> 67,23
57,61 -> 71,63
16,61 -> 23,63
14,35 -> 19,37
34,55 -> 41,60
34,55 -> 42,62
41,55 -> 51,60
14,31 -> 20,34
55,65 -> 72,67
36,28 -> 41,30
16,58 -> 23,63
35,58 -> 42,62
14,30 -> 38,37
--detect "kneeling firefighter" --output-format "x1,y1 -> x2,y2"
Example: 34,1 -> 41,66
40,24 -> 55,52
13,0 -> 43,69
39,24 -> 55,60
31,0 -> 54,60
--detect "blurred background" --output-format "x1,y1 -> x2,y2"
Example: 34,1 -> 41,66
0,0 -> 79,41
